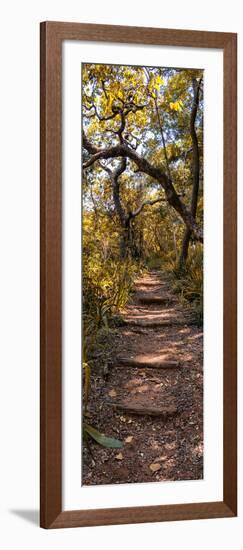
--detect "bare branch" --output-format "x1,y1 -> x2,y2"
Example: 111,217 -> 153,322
83,103 -> 119,122
131,198 -> 166,218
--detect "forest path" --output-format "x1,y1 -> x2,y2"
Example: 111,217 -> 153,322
83,270 -> 203,485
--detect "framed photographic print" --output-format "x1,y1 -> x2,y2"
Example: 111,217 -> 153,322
40,21 -> 237,528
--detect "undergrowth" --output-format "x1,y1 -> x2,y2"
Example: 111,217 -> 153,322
169,246 -> 203,326
83,257 -> 143,345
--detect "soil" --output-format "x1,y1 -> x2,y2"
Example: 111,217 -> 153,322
82,270 -> 203,486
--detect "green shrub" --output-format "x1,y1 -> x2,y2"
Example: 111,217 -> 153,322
83,256 -> 142,344
169,246 -> 203,326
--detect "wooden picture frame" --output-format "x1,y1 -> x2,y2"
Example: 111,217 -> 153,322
40,21 -> 237,528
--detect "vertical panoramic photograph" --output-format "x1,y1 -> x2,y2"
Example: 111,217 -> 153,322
82,63 -> 203,486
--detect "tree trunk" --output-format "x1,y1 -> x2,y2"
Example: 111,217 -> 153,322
120,228 -> 128,259
119,216 -> 131,259
178,77 -> 202,269
178,228 -> 191,269
120,217 -> 141,260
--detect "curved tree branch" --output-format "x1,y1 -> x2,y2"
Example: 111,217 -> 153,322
131,198 -> 166,218
100,160 -> 165,220
82,132 -> 203,242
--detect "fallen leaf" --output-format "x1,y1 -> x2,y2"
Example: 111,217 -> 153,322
125,436 -> 133,443
115,453 -> 123,460
149,463 -> 161,473
84,424 -> 123,449
108,389 -> 117,397
155,455 -> 167,462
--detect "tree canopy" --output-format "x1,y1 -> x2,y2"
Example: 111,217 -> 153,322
82,63 -> 203,254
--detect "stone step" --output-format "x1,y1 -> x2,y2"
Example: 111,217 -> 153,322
136,295 -> 173,305
134,281 -> 161,287
115,356 -> 180,369
122,318 -> 186,328
106,401 -> 177,417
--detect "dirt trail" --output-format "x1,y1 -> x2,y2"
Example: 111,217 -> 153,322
83,271 -> 203,485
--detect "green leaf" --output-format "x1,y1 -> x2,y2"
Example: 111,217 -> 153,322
169,100 -> 183,112
153,75 -> 164,90
84,424 -> 123,448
